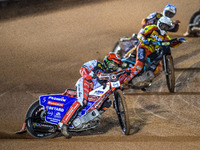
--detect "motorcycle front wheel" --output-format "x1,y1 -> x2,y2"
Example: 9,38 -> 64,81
163,55 -> 175,93
113,89 -> 130,135
25,100 -> 59,138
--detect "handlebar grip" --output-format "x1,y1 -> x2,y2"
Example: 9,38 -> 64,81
150,41 -> 161,46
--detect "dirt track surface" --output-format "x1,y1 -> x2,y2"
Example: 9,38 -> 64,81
0,0 -> 200,149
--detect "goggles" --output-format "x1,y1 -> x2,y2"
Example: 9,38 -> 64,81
107,61 -> 119,71
159,23 -> 171,31
165,11 -> 175,18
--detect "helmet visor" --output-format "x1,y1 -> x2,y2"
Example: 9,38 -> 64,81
165,11 -> 175,18
159,22 -> 171,31
108,61 -> 119,71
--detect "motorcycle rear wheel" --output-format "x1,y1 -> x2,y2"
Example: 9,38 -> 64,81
26,100 -> 59,138
113,89 -> 130,135
163,55 -> 175,93
112,41 -> 120,53
112,41 -> 125,58
189,10 -> 200,37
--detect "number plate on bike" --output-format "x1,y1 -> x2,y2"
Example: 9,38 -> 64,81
111,81 -> 120,87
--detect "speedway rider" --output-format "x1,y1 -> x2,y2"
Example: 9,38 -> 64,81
142,4 -> 180,32
123,16 -> 185,85
120,4 -> 180,57
58,53 -> 122,136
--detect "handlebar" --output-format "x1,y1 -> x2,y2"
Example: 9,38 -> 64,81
96,69 -> 127,82
149,38 -> 186,46
150,39 -> 174,46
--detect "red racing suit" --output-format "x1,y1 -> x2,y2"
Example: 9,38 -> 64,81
124,24 -> 182,83
141,12 -> 180,32
75,60 -> 105,106
60,60 -> 105,126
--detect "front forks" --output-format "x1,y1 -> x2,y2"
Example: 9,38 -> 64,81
162,55 -> 168,75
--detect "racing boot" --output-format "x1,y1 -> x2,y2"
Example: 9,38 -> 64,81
58,101 -> 82,138
99,98 -> 112,113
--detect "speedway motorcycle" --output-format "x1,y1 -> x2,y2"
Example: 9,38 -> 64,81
16,70 -> 130,138
188,9 -> 200,37
120,38 -> 185,93
112,34 -> 139,58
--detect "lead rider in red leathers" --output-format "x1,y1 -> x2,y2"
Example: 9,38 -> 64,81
58,53 -> 122,134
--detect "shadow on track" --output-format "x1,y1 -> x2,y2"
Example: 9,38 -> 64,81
70,116 -> 121,137
125,92 -> 200,95
0,115 -> 122,139
128,104 -> 171,135
0,0 -> 109,21
175,67 -> 200,71
125,64 -> 200,134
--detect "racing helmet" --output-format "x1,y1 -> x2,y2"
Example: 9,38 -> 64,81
163,4 -> 177,18
157,16 -> 173,35
103,52 -> 122,72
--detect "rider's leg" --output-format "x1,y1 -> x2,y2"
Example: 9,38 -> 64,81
59,100 -> 82,126
136,62 -> 163,82
123,46 -> 148,84
145,62 -> 162,80
153,63 -> 163,77
59,78 -> 91,128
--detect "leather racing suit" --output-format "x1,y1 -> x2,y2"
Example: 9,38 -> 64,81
124,24 -> 182,83
76,60 -> 105,106
141,12 -> 180,32
59,60 -> 105,126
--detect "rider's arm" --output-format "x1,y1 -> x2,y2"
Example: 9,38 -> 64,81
164,34 -> 180,48
80,66 -> 93,80
164,35 -> 184,48
168,20 -> 181,32
80,66 -> 89,77
137,25 -> 156,44
170,40 -> 182,48
137,28 -> 146,41
141,12 -> 161,28
137,30 -> 150,45
80,60 -> 100,81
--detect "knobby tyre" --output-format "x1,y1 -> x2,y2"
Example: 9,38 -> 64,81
113,89 -> 130,135
164,55 -> 175,93
189,10 -> 200,37
26,100 -> 59,138
112,41 -> 125,57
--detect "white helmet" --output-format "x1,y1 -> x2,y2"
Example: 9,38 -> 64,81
163,4 -> 177,18
157,16 -> 173,35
